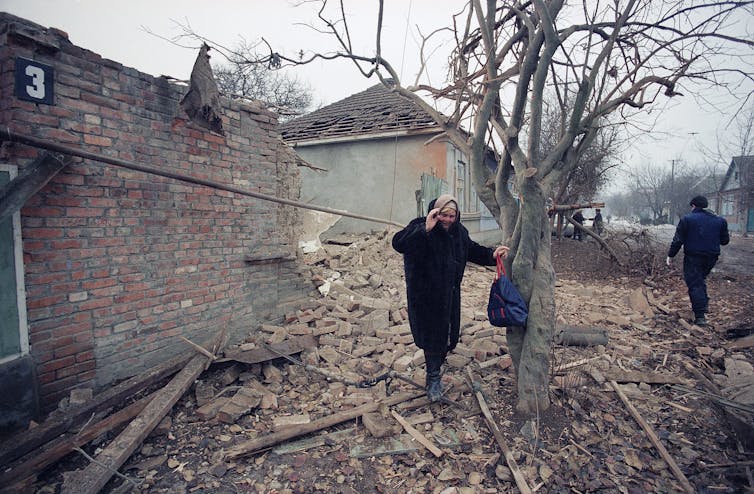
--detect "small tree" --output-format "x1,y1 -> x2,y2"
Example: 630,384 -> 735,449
214,40 -> 313,121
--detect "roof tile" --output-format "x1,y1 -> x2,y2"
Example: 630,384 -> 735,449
280,80 -> 439,143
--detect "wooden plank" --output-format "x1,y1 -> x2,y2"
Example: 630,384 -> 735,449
390,410 -> 443,457
467,368 -> 532,494
0,152 -> 69,224
610,380 -> 695,494
220,334 -> 317,364
225,391 -> 422,459
603,370 -> 687,385
0,352 -> 190,468
0,393 -> 153,487
60,353 -> 211,494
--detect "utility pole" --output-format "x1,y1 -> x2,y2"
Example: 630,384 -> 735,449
669,159 -> 675,224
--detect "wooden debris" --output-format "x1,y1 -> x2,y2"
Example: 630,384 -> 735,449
0,152 -> 69,223
554,355 -> 603,373
0,393 -> 153,488
609,380 -> 695,494
466,368 -> 532,494
603,370 -> 688,385
60,352 -> 213,494
390,410 -> 443,458
180,336 -> 216,361
219,335 -> 316,365
225,391 -> 422,459
272,428 -> 354,455
0,353 -> 190,467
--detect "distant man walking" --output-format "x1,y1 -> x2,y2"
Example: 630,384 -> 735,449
666,195 -> 729,326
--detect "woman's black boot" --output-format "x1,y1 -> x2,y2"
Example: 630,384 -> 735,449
424,351 -> 444,402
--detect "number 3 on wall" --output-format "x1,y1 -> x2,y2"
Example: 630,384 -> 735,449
15,57 -> 54,105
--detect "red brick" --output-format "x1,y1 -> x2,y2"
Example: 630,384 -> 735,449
39,356 -> 76,374
56,360 -> 96,379
26,294 -> 67,309
65,207 -> 104,217
25,227 -> 65,239
83,134 -> 113,147
54,342 -> 90,359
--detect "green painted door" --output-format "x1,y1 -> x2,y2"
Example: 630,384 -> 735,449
420,173 -> 448,216
748,206 -> 754,233
0,168 -> 22,358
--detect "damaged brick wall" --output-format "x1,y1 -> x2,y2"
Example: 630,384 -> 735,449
0,13 -> 311,411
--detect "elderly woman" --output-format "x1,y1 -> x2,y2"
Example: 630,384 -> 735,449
392,194 -> 508,402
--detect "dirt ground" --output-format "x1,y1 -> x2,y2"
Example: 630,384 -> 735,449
20,229 -> 754,494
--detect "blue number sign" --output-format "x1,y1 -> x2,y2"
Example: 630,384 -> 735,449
15,57 -> 54,105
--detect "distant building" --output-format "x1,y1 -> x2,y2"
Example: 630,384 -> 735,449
717,155 -> 754,234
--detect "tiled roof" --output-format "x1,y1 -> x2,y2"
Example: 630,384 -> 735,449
280,80 -> 441,143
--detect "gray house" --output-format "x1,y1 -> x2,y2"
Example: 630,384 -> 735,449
280,81 -> 499,237
718,155 -> 754,234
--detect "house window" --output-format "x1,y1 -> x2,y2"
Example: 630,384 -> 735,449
0,165 -> 29,363
455,160 -> 466,212
454,155 -> 480,214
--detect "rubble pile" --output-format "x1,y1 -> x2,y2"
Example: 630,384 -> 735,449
3,232 -> 754,493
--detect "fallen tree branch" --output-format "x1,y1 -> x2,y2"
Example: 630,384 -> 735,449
564,216 -> 623,266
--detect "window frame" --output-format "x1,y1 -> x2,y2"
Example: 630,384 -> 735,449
0,164 -> 29,364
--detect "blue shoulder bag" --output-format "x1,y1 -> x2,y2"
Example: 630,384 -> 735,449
487,256 -> 528,327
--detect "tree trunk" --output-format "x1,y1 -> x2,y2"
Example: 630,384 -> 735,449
506,180 -> 556,414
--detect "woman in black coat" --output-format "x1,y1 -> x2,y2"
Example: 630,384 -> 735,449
392,195 -> 509,401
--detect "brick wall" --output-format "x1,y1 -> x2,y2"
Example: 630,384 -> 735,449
0,13 -> 311,410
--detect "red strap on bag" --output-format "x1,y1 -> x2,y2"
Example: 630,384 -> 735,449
496,256 -> 506,281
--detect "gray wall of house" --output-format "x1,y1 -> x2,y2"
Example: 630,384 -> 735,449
293,135 -> 498,237
294,135 -> 435,235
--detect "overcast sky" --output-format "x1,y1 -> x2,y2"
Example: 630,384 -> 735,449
3,0 -> 751,190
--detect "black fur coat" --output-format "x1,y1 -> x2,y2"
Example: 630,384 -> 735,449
392,216 -> 496,353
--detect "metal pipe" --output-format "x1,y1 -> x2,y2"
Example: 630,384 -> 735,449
0,128 -> 404,228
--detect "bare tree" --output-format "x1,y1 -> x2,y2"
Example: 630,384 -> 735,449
212,40 -> 313,121
188,0 -> 754,413
623,160 -> 716,223
544,108 -> 624,205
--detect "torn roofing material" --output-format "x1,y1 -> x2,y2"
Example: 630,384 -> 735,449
280,80 -> 440,144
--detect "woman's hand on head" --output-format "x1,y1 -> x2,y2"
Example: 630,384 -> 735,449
493,245 -> 510,259
425,208 -> 440,231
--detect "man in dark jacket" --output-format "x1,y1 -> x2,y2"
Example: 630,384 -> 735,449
392,195 -> 509,402
572,210 -> 585,241
667,195 -> 730,326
